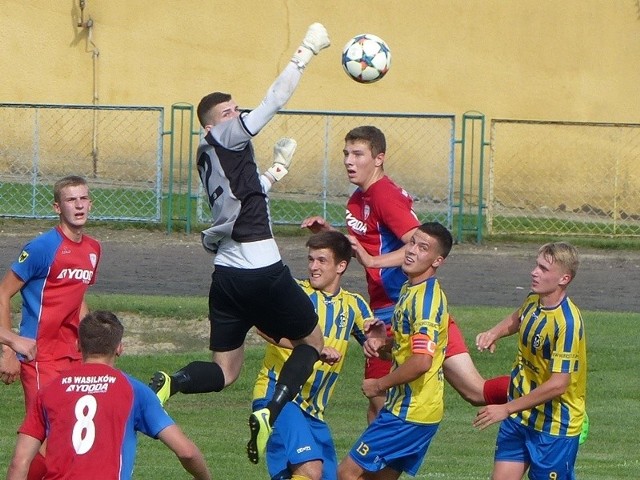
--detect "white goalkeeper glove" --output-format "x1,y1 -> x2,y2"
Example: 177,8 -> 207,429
266,137 -> 297,182
291,22 -> 331,70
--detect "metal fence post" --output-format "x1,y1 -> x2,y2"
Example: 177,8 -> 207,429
456,111 -> 489,243
166,103 -> 199,234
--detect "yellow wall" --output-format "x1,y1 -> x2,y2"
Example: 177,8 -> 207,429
1,0 -> 639,124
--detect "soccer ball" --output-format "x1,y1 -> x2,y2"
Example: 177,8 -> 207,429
341,34 -> 391,84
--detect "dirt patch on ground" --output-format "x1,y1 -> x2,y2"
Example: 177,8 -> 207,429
100,312 -> 264,355
117,313 -> 209,355
117,313 -> 265,355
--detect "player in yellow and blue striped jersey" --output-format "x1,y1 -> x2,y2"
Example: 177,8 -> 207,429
474,242 -> 586,480
252,231 -> 375,480
338,222 -> 453,480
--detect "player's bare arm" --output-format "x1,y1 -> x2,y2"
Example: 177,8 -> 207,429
79,298 -> 90,324
0,271 -> 26,384
349,235 -> 405,269
475,309 -> 520,353
474,372 -> 570,430
6,433 -> 42,480
362,353 -> 433,398
349,226 -> 418,269
157,425 -> 211,480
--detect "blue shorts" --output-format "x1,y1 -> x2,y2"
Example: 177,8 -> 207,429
347,408 -> 439,476
253,400 -> 337,480
495,417 -> 579,480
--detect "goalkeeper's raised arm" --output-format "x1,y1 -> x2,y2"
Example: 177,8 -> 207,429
243,23 -> 330,136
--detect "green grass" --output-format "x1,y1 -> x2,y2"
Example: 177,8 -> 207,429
0,302 -> 637,479
5,180 -> 640,243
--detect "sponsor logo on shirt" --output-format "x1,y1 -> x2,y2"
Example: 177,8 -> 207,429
533,333 -> 542,349
521,356 -> 540,374
346,211 -> 366,235
56,268 -> 94,283
62,374 -> 117,393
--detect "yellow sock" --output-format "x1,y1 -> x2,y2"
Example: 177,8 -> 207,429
291,475 -> 312,480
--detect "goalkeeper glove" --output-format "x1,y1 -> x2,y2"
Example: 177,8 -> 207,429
266,137 -> 297,182
291,23 -> 331,70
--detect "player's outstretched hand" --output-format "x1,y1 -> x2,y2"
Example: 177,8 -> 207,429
473,404 -> 510,430
302,23 -> 331,54
364,319 -> 386,338
273,137 -> 297,169
475,330 -> 499,353
363,337 -> 388,359
300,216 -> 334,234
266,137 -> 297,182
348,235 -> 375,268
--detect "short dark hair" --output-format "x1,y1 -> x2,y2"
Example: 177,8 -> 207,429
417,222 -> 453,258
305,230 -> 353,267
53,175 -> 88,203
79,311 -> 124,357
345,126 -> 386,157
197,92 -> 232,128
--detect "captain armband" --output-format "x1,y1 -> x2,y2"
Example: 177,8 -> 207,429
411,333 -> 436,356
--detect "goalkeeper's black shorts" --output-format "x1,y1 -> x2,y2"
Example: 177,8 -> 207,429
208,261 -> 318,352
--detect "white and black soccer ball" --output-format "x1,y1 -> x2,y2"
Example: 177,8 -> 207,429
341,34 -> 391,84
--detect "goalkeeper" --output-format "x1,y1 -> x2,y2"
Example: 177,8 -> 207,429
149,23 -> 331,465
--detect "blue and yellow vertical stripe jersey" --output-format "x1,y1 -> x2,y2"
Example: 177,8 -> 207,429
385,277 -> 448,425
252,280 -> 373,421
510,293 -> 587,437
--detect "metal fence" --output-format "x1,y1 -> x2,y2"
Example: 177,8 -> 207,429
195,110 -> 456,229
0,103 -> 164,222
489,119 -> 640,237
7,103 -> 640,241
